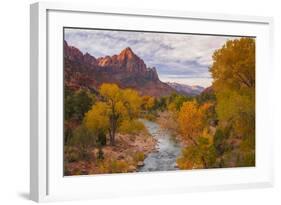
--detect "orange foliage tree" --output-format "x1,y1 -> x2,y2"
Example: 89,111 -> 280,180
177,101 -> 215,169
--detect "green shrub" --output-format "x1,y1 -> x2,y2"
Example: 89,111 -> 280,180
133,152 -> 145,163
108,160 -> 129,173
69,125 -> 96,161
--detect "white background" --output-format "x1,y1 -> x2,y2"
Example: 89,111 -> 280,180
0,0 -> 280,204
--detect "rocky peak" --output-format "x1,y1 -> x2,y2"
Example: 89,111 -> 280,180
83,53 -> 97,67
64,40 -> 84,63
98,56 -> 113,67
95,47 -> 148,74
118,47 -> 135,60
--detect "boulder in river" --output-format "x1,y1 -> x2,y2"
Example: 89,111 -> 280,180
137,161 -> 144,167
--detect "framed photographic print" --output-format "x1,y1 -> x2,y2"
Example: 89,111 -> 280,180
30,2 -> 274,202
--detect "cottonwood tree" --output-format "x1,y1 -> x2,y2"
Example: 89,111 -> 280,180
84,83 -> 142,146
177,101 -> 215,168
210,38 -> 255,166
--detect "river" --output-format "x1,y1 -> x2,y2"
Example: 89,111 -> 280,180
138,119 -> 181,172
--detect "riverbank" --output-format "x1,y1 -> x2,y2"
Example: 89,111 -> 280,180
64,126 -> 157,175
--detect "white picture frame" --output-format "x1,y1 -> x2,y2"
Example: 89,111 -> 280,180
30,2 -> 274,202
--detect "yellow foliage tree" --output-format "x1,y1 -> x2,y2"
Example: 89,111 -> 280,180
210,38 -> 255,165
178,101 -> 206,140
210,37 -> 255,166
142,95 -> 155,111
167,102 -> 177,112
84,102 -> 109,135
99,83 -> 126,145
177,101 -> 215,168
85,83 -> 143,146
211,38 -> 255,91
147,96 -> 155,110
122,88 -> 142,119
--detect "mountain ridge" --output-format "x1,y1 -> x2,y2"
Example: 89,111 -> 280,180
166,82 -> 204,96
64,41 -> 174,97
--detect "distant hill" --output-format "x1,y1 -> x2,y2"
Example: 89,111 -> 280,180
201,86 -> 213,94
166,82 -> 204,96
64,41 -> 175,97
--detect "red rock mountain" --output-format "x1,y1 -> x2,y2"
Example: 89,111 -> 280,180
64,41 -> 175,97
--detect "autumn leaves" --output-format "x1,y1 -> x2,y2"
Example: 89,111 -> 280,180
83,83 -> 144,146
211,38 -> 255,166
176,38 -> 256,168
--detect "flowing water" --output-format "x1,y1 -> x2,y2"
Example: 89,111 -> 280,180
138,119 -> 181,172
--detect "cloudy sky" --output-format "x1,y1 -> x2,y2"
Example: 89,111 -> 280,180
64,28 -> 239,87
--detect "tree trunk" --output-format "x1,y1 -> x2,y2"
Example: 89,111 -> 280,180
109,129 -> 115,146
110,132 -> 115,146
109,113 -> 119,146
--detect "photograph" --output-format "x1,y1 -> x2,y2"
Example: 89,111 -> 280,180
63,28 -> 255,176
